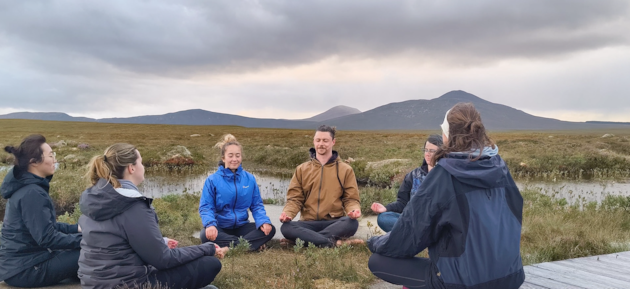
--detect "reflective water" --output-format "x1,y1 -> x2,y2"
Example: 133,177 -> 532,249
142,169 -> 630,206
141,170 -> 291,200
517,180 -> 630,205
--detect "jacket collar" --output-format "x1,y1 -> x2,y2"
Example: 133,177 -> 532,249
309,148 -> 339,165
1,167 -> 52,199
218,163 -> 243,180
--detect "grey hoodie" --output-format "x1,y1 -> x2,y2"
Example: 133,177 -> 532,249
78,178 -> 216,289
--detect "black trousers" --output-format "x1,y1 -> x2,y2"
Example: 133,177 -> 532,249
145,256 -> 222,289
200,222 -> 276,251
368,253 -> 445,289
4,249 -> 80,288
280,217 -> 359,247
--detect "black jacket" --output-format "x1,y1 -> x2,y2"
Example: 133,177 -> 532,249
0,168 -> 81,281
369,154 -> 524,289
385,160 -> 429,213
78,179 -> 217,289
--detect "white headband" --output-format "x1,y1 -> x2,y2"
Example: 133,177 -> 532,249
440,109 -> 451,138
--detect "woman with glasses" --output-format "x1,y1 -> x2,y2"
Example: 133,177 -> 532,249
370,134 -> 443,232
367,103 -> 525,289
0,134 -> 82,287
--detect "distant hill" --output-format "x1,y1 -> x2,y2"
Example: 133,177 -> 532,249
315,90 -> 620,131
99,109 -> 314,128
0,91 -> 626,130
302,105 -> 361,122
0,112 -> 95,122
586,121 -> 630,126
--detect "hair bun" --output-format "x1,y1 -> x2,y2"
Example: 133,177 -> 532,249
214,134 -> 238,149
4,146 -> 15,154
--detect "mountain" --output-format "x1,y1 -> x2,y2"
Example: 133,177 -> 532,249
99,109 -> 314,128
0,112 -> 95,122
302,105 -> 361,122
316,90 -> 624,131
1,91 -> 627,130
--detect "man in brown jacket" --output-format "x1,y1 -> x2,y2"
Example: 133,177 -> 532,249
279,125 -> 363,247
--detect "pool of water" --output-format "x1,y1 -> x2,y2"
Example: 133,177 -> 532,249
142,170 -> 630,206
517,180 -> 630,205
141,170 -> 291,200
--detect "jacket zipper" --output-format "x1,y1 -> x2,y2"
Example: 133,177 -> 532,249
317,163 -> 324,221
233,177 -> 238,229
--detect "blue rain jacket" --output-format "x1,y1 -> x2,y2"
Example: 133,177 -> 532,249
199,164 -> 271,229
368,153 -> 525,289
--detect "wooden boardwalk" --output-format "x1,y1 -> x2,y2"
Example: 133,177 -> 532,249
521,251 -> 630,289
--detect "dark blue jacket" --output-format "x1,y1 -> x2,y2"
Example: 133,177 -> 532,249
199,164 -> 271,229
0,168 -> 81,281
368,153 -> 524,289
385,160 -> 429,213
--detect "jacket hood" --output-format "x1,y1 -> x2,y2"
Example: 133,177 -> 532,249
1,167 -> 52,199
437,153 -> 508,189
80,178 -> 147,221
308,148 -> 339,165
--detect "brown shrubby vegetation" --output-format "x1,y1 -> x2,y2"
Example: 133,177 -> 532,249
2,120 -> 630,288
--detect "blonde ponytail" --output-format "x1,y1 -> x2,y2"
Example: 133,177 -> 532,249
85,143 -> 138,188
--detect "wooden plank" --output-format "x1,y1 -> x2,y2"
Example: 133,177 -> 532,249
524,266 -> 616,289
533,262 -> 630,288
563,259 -> 630,277
521,273 -> 583,289
597,253 -> 630,263
553,260 -> 630,282
519,281 -> 551,289
569,254 -> 630,268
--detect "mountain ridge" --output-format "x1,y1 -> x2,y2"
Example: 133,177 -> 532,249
1,91 -> 628,130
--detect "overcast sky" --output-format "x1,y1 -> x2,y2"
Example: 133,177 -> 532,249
1,0 -> 629,121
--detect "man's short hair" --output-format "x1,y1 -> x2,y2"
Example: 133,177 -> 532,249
316,125 -> 337,139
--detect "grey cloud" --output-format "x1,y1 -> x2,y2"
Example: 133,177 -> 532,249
1,0 -> 628,76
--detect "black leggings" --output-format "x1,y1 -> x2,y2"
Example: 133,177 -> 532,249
368,253 -> 445,289
4,249 -> 80,288
200,222 -> 276,251
280,217 -> 359,247
145,256 -> 222,289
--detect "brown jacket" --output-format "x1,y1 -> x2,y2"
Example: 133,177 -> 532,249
283,149 -> 361,221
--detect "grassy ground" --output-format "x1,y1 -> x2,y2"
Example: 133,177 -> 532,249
2,120 -> 630,288
53,186 -> 630,288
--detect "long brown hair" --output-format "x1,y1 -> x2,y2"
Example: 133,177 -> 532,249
432,102 -> 495,163
85,143 -> 138,188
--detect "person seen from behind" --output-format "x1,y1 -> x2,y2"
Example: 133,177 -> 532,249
367,103 -> 525,289
78,143 -> 225,289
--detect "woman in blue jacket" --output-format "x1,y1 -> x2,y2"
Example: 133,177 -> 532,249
0,134 -> 82,287
199,134 -> 275,250
367,103 -> 525,289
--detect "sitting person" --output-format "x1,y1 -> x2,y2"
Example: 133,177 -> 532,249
370,134 -> 443,232
0,135 -> 82,287
199,134 -> 275,250
367,103 -> 525,289
78,143 -> 226,289
279,125 -> 363,247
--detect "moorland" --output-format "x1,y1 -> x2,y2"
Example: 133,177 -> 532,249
1,119 -> 630,288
